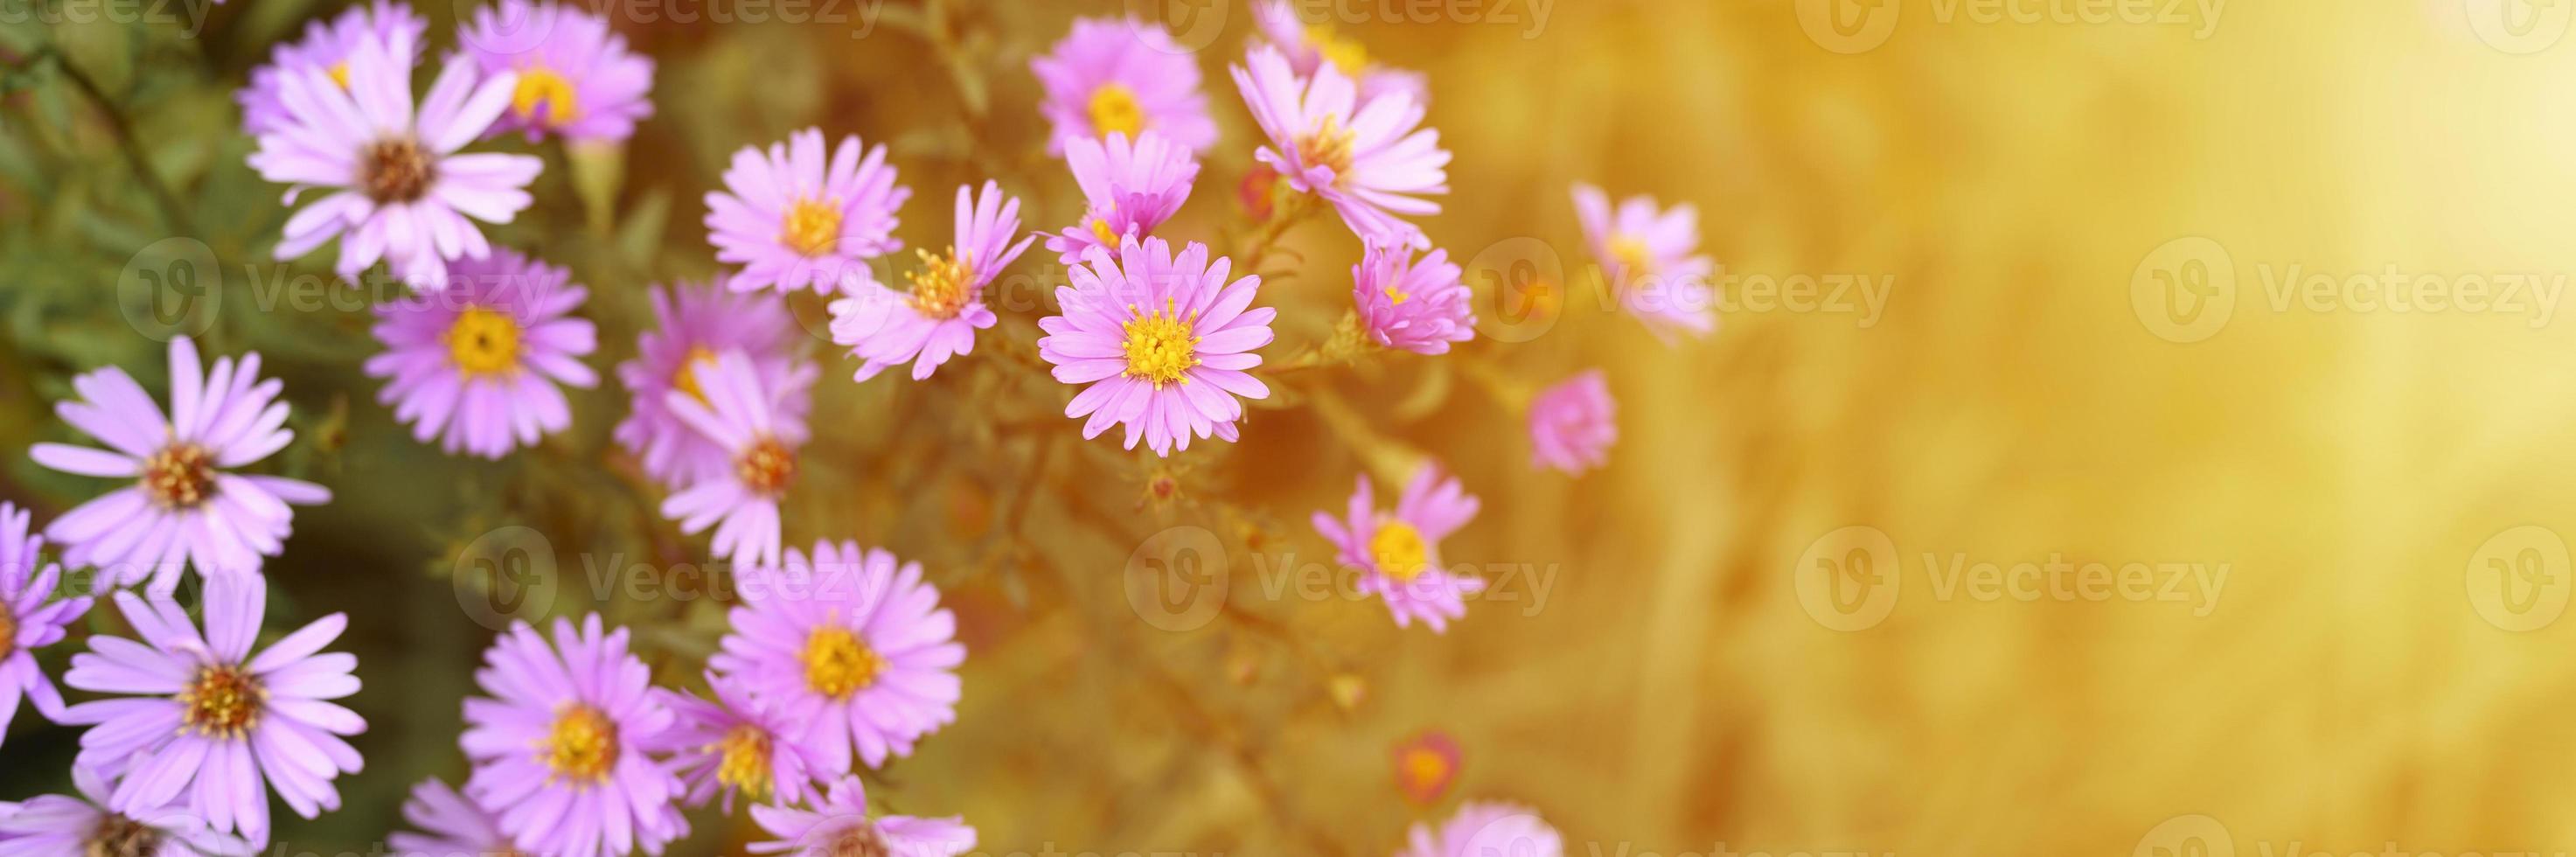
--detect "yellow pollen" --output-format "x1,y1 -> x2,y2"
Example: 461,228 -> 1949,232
327,61 -> 352,89
1370,519 -> 1430,582
1384,283 -> 1413,305
1609,236 -> 1655,277
510,66 -> 578,125
539,704 -> 618,784
712,723 -> 774,801
141,443 -> 217,510
801,625 -> 886,700
178,664 -> 263,738
1120,300 -> 1200,387
1090,218 -> 1120,247
673,345 -> 719,405
1087,82 -> 1146,140
87,815 -> 163,857
903,247 -> 977,320
1306,24 -> 1369,76
1295,115 -> 1357,188
782,198 -> 845,258
736,436 -> 796,497
447,306 -> 523,377
1400,746 -> 1450,789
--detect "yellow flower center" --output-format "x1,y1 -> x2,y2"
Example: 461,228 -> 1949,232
327,61 -> 352,89
1609,235 -> 1655,278
178,664 -> 263,738
539,704 -> 618,784
141,443 -> 217,510
1384,282 -> 1413,305
801,624 -> 886,700
0,604 -> 15,659
447,306 -> 523,377
735,436 -> 796,497
1399,745 -> 1451,791
1090,217 -> 1120,247
510,66 -> 578,125
1087,82 -> 1145,140
1120,300 -> 1199,387
1295,115 -> 1356,188
87,815 -> 163,857
1306,24 -> 1369,76
903,247 -> 977,320
783,198 -> 844,258
712,723 -> 773,801
1370,519 -> 1430,582
360,137 -> 433,204
672,345 -> 719,406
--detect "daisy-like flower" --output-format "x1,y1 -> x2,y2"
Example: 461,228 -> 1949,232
1037,238 -> 1274,456
386,778 -> 521,857
31,337 -> 331,592
363,248 -> 599,459
249,42 -> 541,288
1571,183 -> 1717,341
711,540 -> 964,772
1528,370 -> 1616,475
661,351 -> 811,571
1311,465 -> 1485,632
237,0 -> 427,137
59,573 -> 365,846
706,128 -> 910,296
1232,45 -> 1449,249
461,616 -> 686,857
748,776 -> 976,857
826,181 -> 1035,382
1044,131 -> 1201,265
615,282 -> 810,488
1249,0 -> 1430,107
458,0 -> 656,143
0,502 -> 90,751
1029,17 -> 1220,156
1353,241 -> 1474,354
0,765 -> 254,856
1398,801 -> 1563,857
647,672 -> 825,812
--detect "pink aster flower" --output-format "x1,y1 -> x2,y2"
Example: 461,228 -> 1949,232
1045,131 -> 1200,265
249,42 -> 541,288
615,282 -> 810,488
1248,0 -> 1430,107
0,765 -> 253,856
0,502 -> 91,752
1571,183 -> 1717,341
237,0 -> 427,137
31,336 -> 332,592
1529,370 -> 1615,475
748,776 -> 976,857
59,573 -> 365,847
461,616 -> 686,857
1312,465 -> 1485,632
1399,801 -> 1563,857
387,778 -> 522,857
458,0 -> 656,143
826,181 -> 1034,382
706,128 -> 910,296
1037,238 -> 1274,456
711,540 -> 964,772
660,351 -> 811,571
1232,45 -> 1449,249
1030,17 -> 1219,157
646,672 -> 825,812
1353,241 -> 1473,354
363,248 -> 599,459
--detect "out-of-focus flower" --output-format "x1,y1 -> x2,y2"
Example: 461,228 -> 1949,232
1398,801 -> 1563,857
616,282 -> 809,488
1233,45 -> 1449,249
248,43 -> 540,288
59,574 -> 365,847
386,778 -> 521,857
1392,730 -> 1463,806
648,672 -> 825,812
0,765 -> 253,856
458,0 -> 655,143
660,351 -> 811,571
1046,131 -> 1200,265
1354,242 -> 1474,354
1030,17 -> 1219,157
712,541 -> 964,772
827,181 -> 1034,382
1248,0 -> 1430,107
0,502 -> 90,752
363,248 -> 599,459
707,128 -> 909,296
747,775 -> 977,857
1312,465 -> 1484,632
1528,370 -> 1616,475
461,616 -> 686,857
31,337 -> 331,593
1037,238 -> 1275,456
1571,184 -> 1717,341
237,0 -> 427,137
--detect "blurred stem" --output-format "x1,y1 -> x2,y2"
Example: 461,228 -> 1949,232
1457,351 -> 1535,412
40,47 -> 196,237
1238,191 -> 1317,272
1263,308 -> 1368,379
1305,384 -> 1422,489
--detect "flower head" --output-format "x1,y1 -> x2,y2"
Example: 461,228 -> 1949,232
1233,45 -> 1449,248
1030,17 -> 1219,156
1046,131 -> 1201,265
616,282 -> 810,488
387,778 -> 520,857
707,128 -> 910,296
748,775 -> 977,857
1312,465 -> 1484,632
711,541 -> 964,772
461,616 -> 686,857
458,0 -> 656,143
659,351 -> 815,571
1392,730 -> 1462,806
364,248 -> 599,459
0,502 -> 90,754
1038,238 -> 1275,456
1398,802 -> 1563,857
32,337 -> 332,593
647,672 -> 826,812
249,42 -> 541,288
0,764 -> 254,856
1529,370 -> 1616,474
827,181 -> 1035,381
238,1 -> 428,137
1249,0 -> 1430,107
1572,183 -> 1716,341
59,574 -> 365,847
1354,242 -> 1474,354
